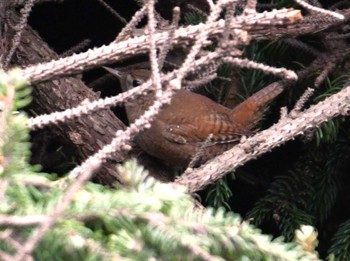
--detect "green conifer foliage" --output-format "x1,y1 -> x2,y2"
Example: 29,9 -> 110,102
0,70 -> 318,261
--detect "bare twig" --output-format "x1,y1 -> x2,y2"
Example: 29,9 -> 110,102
282,38 -> 322,57
12,0 -> 63,6
26,52 -> 220,130
293,0 -> 344,19
26,46 -> 299,130
173,0 -> 233,86
0,215 -> 49,226
184,73 -> 217,91
223,57 -> 298,80
243,0 -> 257,15
176,84 -> 350,193
95,0 -> 127,24
187,134 -> 214,169
20,9 -> 303,84
290,87 -> 315,115
146,0 -> 162,97
2,0 -> 35,70
60,39 -> 91,57
186,3 -> 208,17
115,5 -> 147,42
157,7 -> 180,69
67,85 -> 177,181
0,180 -> 8,201
314,62 -> 336,88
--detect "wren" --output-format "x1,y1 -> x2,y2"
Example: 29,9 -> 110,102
105,66 -> 284,168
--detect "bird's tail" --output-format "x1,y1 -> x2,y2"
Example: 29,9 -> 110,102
229,82 -> 284,129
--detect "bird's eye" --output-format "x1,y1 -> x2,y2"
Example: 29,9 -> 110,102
132,79 -> 143,87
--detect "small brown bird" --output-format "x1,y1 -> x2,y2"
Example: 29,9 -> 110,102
105,66 -> 284,168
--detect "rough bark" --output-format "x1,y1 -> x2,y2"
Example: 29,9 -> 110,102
7,10 -> 126,185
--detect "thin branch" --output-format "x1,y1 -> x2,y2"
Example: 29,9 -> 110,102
19,8 -> 303,84
95,0 -> 127,24
307,0 -> 322,7
157,7 -> 180,69
314,62 -> 336,88
0,251 -> 14,261
223,57 -> 298,80
0,180 -> 8,201
115,5 -> 147,42
26,49 -> 298,130
0,215 -> 49,226
176,84 -> 350,193
186,3 -> 208,17
2,0 -> 35,70
184,73 -> 217,91
187,134 -> 214,169
12,0 -> 63,6
243,0 -> 257,15
174,0 -> 231,85
60,39 -> 91,57
281,38 -> 322,57
293,0 -> 344,19
290,87 -> 315,115
325,32 -> 350,40
146,0 -> 162,97
26,52 -> 220,130
67,90 -> 173,181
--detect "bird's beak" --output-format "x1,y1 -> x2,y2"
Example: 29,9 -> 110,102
102,66 -> 130,92
102,66 -> 125,80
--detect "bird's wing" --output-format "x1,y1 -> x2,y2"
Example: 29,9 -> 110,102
161,112 -> 249,145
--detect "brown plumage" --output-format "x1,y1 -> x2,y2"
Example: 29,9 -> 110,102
105,67 -> 284,168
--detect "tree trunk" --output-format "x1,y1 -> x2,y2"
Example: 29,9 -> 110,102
7,10 -> 126,185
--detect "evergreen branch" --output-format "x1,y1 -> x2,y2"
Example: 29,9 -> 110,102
328,219 -> 350,260
13,155 -> 100,260
0,70 -> 319,258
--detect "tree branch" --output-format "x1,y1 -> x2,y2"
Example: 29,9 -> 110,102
176,84 -> 350,193
19,9 -> 305,83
